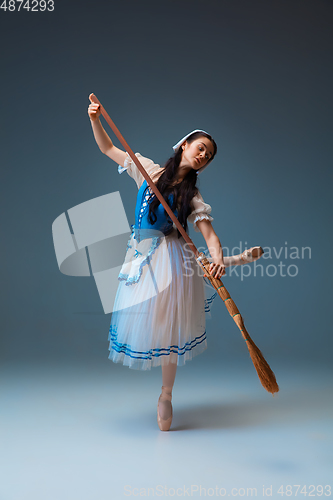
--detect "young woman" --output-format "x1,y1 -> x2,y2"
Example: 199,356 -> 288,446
88,96 -> 262,431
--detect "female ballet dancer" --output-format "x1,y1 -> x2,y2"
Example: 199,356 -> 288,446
88,97 -> 262,431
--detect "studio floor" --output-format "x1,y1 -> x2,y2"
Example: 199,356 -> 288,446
1,356 -> 332,499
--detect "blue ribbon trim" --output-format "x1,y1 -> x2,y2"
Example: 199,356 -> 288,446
204,291 -> 218,312
109,326 -> 207,360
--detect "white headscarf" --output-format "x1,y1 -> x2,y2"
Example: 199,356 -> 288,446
172,129 -> 214,174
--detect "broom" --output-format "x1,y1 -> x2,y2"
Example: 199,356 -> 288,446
89,93 -> 279,395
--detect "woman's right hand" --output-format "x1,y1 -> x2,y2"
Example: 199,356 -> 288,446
88,95 -> 101,122
203,261 -> 226,279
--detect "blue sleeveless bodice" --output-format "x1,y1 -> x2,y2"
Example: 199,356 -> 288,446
118,179 -> 181,285
134,180 -> 178,240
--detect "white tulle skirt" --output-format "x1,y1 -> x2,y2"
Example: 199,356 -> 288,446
108,226 -> 217,370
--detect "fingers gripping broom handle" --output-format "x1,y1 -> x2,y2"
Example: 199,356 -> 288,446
90,93 -> 279,395
197,253 -> 279,395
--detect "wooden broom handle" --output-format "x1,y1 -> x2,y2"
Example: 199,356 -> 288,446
89,93 -> 199,258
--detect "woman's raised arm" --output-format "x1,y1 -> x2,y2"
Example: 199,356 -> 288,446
88,95 -> 127,168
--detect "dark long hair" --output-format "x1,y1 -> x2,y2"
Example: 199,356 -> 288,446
147,132 -> 217,238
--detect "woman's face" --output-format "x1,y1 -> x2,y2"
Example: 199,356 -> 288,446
181,137 -> 214,170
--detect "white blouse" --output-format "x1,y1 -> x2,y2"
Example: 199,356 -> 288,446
118,152 -> 214,232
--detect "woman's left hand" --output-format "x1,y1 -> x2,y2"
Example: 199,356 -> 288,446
203,262 -> 226,279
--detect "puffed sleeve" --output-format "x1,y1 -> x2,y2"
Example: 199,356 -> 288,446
187,191 -> 214,232
118,152 -> 162,189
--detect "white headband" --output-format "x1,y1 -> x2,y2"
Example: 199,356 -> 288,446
172,129 -> 214,174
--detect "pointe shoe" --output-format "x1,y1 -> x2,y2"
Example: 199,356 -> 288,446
240,246 -> 264,263
157,386 -> 173,431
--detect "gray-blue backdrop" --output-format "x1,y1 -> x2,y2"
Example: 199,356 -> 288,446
1,0 -> 332,368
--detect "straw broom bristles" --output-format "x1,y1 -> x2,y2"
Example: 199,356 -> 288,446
197,253 -> 279,395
